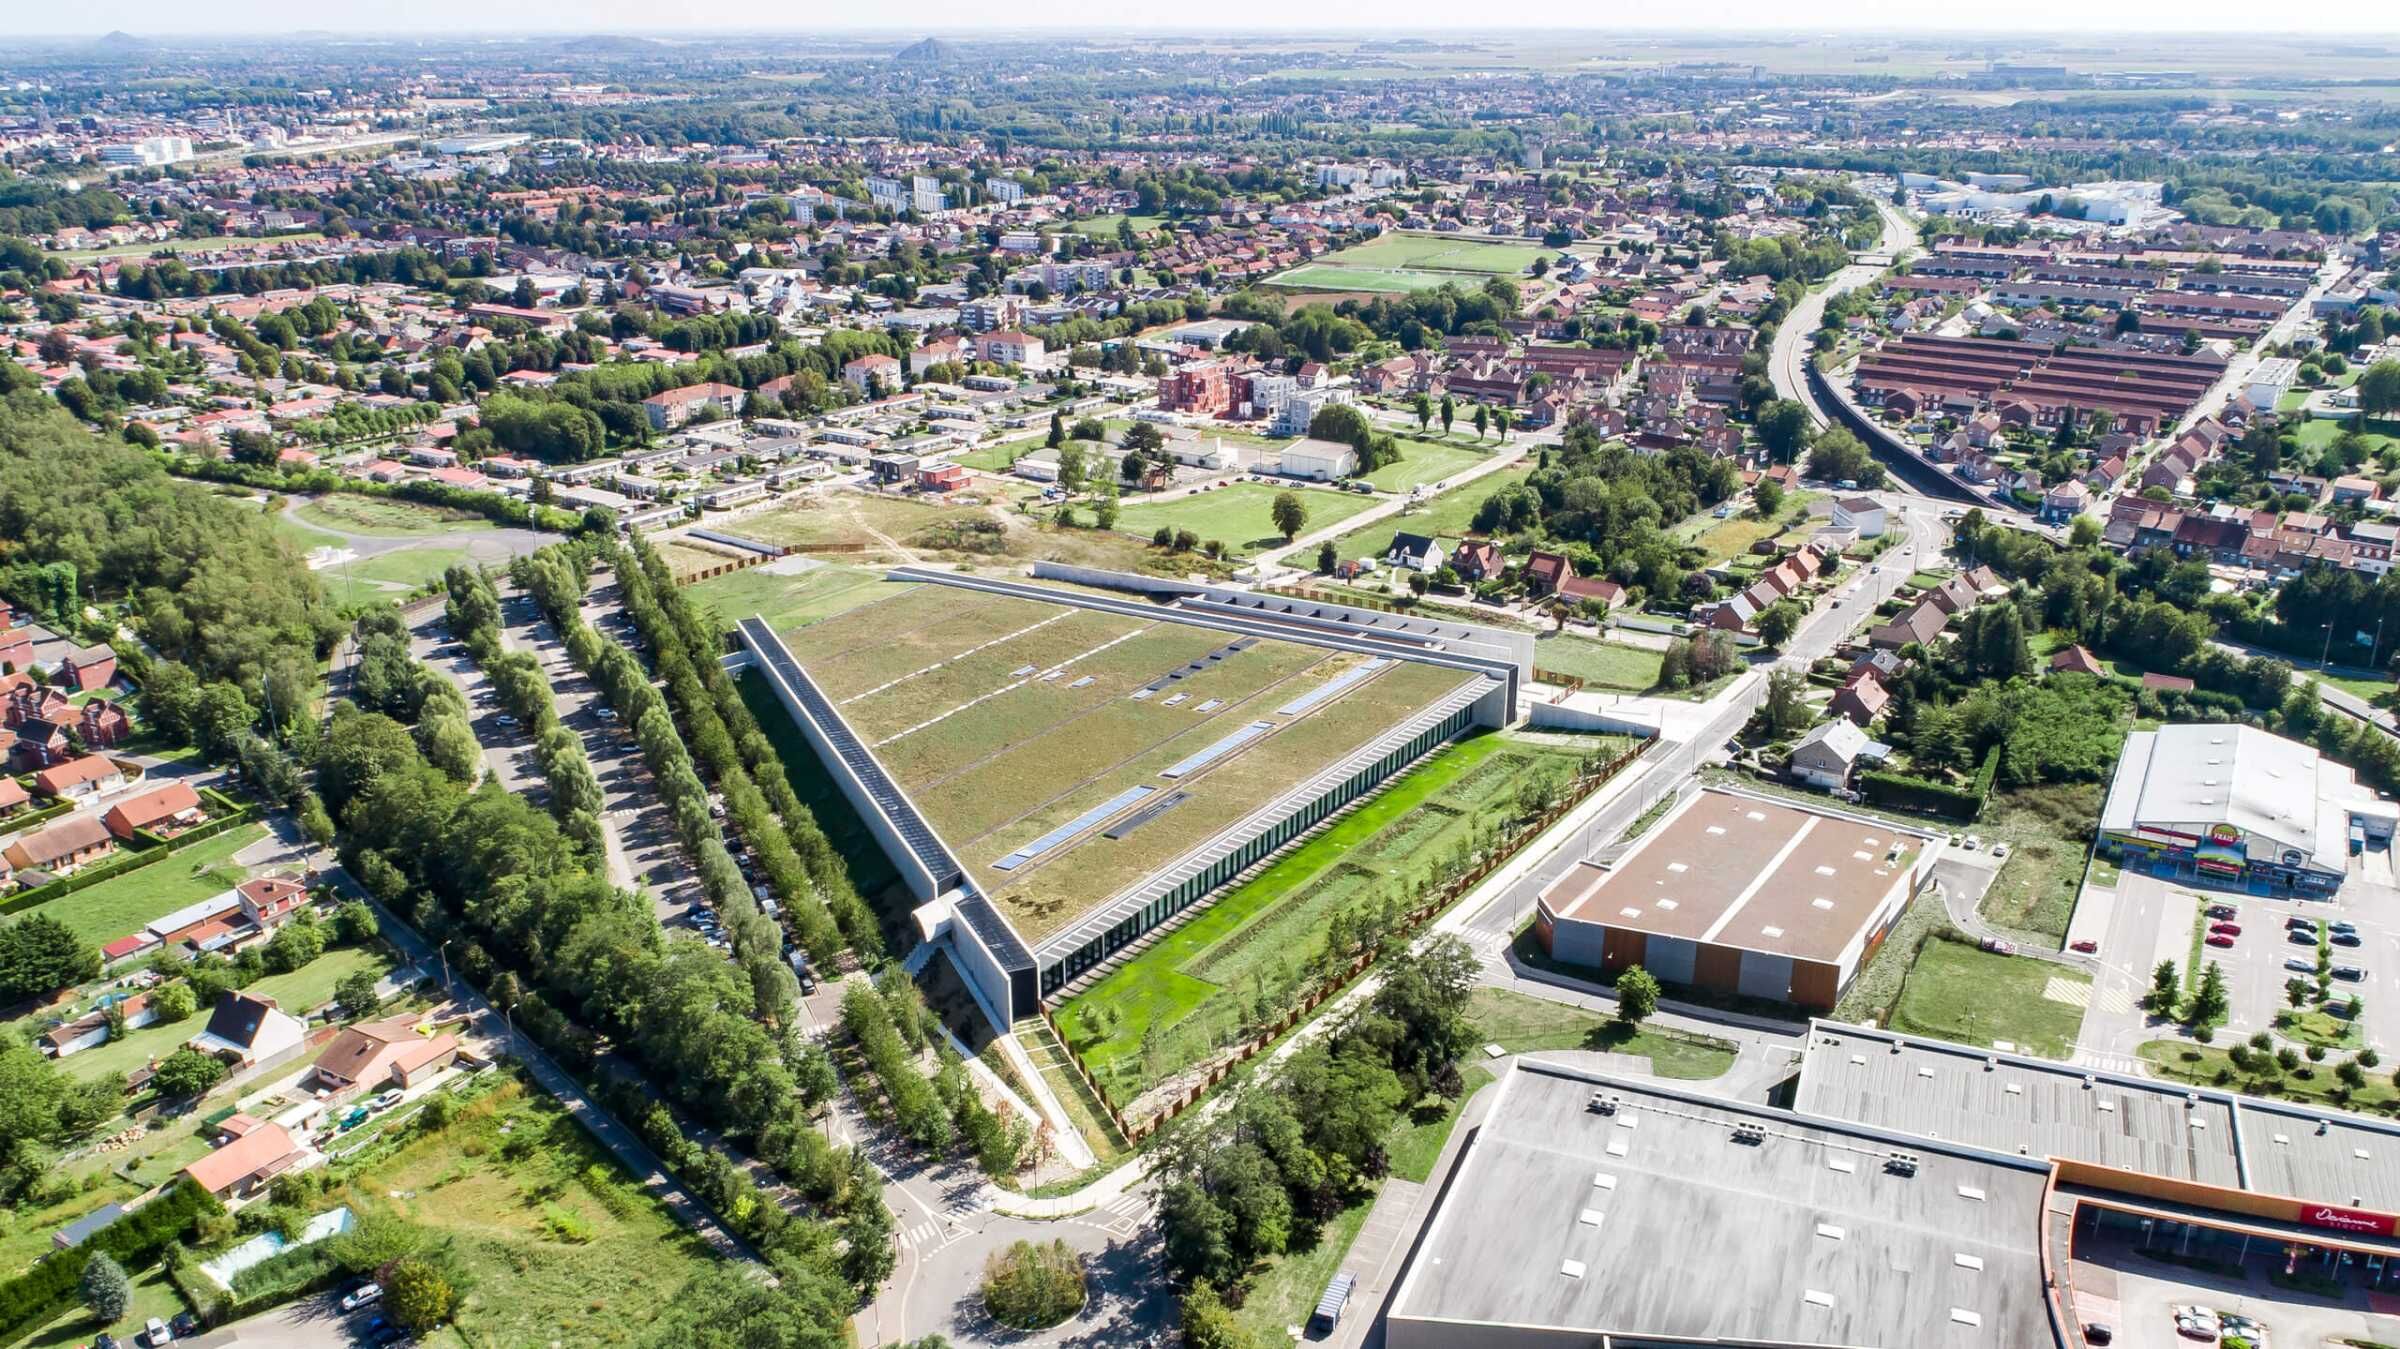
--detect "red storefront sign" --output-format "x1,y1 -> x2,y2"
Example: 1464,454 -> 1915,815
2300,1204 -> 2399,1237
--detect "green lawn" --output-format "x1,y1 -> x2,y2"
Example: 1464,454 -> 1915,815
1067,212 -> 1165,239
687,561 -> 894,633
58,945 -> 393,1086
1465,986 -> 1737,1079
1358,437 -> 1492,494
319,545 -> 474,607
2289,416 -> 2400,457
1889,939 -> 2089,1059
17,1260 -> 189,1348
1110,482 -> 1378,557
1529,634 -> 1665,691
293,495 -> 487,537
36,824 -> 270,946
2142,1040 -> 2399,1117
1231,1192 -> 1376,1340
1057,733 -> 1618,1105
1329,464 -> 1531,563
60,230 -> 326,262
0,1175 -> 144,1280
2312,671 -> 2395,703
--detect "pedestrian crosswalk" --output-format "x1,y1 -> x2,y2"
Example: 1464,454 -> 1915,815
1098,1190 -> 1152,1238
897,1193 -> 991,1251
2070,1049 -> 2148,1077
1461,927 -> 1512,963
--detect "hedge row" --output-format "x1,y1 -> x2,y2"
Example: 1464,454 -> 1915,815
0,1179 -> 221,1342
1859,745 -> 2002,822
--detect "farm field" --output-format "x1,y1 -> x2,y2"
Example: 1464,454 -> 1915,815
779,581 -> 1488,942
35,823 -> 270,946
1359,436 -> 1493,493
1108,481 -> 1377,556
1329,463 -> 1530,562
1268,233 -> 1552,294
1055,731 -> 1627,1106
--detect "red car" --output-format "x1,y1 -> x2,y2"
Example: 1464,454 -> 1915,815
2210,922 -> 2242,936
2207,933 -> 2236,948
2071,939 -> 2100,954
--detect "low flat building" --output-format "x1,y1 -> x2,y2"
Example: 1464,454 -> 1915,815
2099,723 -> 2397,894
1534,788 -> 1938,1010
1385,1059 -> 2055,1348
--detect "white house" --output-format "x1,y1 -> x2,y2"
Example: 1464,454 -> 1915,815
1830,496 -> 1888,539
1386,532 -> 1448,573
1789,719 -> 1886,791
2246,356 -> 2301,410
1278,437 -> 1360,482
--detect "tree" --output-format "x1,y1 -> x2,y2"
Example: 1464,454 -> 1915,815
980,1239 -> 1085,1330
2188,961 -> 2229,1026
79,1251 -> 130,1324
1614,965 -> 1661,1026
1806,428 -> 1884,488
2359,359 -> 2400,418
0,913 -> 102,1004
1316,540 -> 1337,574
150,980 -> 198,1023
337,969 -> 385,1020
1473,404 -> 1490,440
333,899 -> 379,945
1182,1280 -> 1264,1349
1045,409 -> 1064,448
2151,961 -> 2182,1013
1756,600 -> 1804,648
1091,482 -> 1120,531
1439,394 -> 1456,436
384,1255 -> 457,1332
150,1047 -> 227,1100
1411,392 -> 1432,431
1056,440 -> 1088,494
1755,399 -> 1810,463
1270,491 -> 1308,542
1761,669 -> 1811,734
1753,479 -> 1786,519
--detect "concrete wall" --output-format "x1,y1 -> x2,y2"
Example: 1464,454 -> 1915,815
734,620 -> 941,903
1529,699 -> 1662,738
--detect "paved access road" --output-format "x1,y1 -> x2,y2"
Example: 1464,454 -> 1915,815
1769,199 -> 1918,432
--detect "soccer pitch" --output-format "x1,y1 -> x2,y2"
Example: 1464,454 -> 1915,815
779,580 -> 1484,942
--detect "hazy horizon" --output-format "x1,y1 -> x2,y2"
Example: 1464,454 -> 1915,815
11,5 -> 2400,40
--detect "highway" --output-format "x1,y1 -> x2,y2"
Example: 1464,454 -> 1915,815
1769,198 -> 1919,432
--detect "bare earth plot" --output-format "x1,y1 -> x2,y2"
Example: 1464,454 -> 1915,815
780,581 -> 1482,942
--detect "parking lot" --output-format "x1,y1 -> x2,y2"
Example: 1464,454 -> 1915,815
2078,852 -> 2400,1064
2070,1217 -> 2400,1349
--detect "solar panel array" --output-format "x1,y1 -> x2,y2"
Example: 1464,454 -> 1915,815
1162,721 -> 1275,780
992,784 -> 1157,871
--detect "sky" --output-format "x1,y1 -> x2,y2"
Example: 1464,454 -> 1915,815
13,1 -> 2400,37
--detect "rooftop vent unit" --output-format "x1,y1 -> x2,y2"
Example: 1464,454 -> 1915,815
1588,1091 -> 1618,1116
1984,1056 -> 1998,1072
1884,1152 -> 1921,1177
1731,1123 -> 1767,1146
2083,1074 -> 2097,1090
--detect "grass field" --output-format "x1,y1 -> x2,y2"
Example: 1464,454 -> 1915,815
1359,437 -> 1493,494
1330,464 -> 1530,563
1268,233 -> 1551,294
1529,634 -> 1666,691
322,1074 -> 726,1348
320,546 -> 474,607
1056,732 -> 1622,1105
2142,1040 -> 2399,1116
1976,785 -> 2102,944
1067,212 -> 1165,239
1109,482 -> 1378,557
37,823 -> 270,946
1889,938 -> 2089,1058
2290,416 -> 2400,458
293,495 -> 487,538
687,559 -> 893,633
1465,986 -> 1737,1078
1386,1065 -> 1495,1184
728,491 -> 991,556
60,230 -> 326,262
1678,491 -> 1827,567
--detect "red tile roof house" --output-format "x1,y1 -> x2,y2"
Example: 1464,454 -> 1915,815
1557,576 -> 1625,609
0,776 -> 28,817
3,815 -> 116,877
79,701 -> 131,750
55,644 -> 117,693
102,781 -> 206,841
1521,550 -> 1571,597
40,993 -> 158,1059
1829,670 -> 1893,727
1450,539 -> 1505,582
183,1117 -> 310,1200
310,1014 -> 461,1097
31,754 -> 125,801
2141,672 -> 2197,693
2049,645 -> 2109,677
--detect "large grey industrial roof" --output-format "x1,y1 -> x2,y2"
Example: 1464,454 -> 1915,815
1800,1021 -> 2400,1214
1389,1060 -> 2053,1347
2100,724 -> 2388,865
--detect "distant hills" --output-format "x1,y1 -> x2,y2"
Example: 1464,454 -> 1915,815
893,37 -> 958,65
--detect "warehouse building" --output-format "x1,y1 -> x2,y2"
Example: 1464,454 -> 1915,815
2098,723 -> 2397,895
1533,788 -> 1939,1011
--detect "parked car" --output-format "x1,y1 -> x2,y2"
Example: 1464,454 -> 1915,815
2286,957 -> 2319,974
2289,929 -> 2319,945
145,1317 -> 171,1345
2071,939 -> 2100,954
1980,937 -> 2016,955
1962,835 -> 1982,851
2334,965 -> 2367,982
2287,914 -> 2316,929
169,1313 -> 199,1339
2206,933 -> 2235,948
2330,921 -> 2359,936
495,714 -> 519,728
2207,904 -> 2237,920
2333,931 -> 2364,947
2082,1325 -> 2114,1346
341,1282 -> 383,1312
1990,842 -> 2010,859
371,1089 -> 405,1111
2209,922 -> 2241,937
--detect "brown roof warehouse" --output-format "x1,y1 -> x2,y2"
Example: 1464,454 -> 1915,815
1533,787 -> 1941,1011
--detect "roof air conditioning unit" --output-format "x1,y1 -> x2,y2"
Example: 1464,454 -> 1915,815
1985,1056 -> 1998,1072
2083,1074 -> 2097,1090
1589,1091 -> 1618,1116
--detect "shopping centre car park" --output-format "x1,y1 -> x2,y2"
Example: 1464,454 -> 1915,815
1387,1029 -> 2400,1349
734,563 -> 1525,1021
